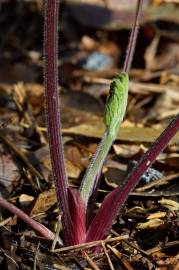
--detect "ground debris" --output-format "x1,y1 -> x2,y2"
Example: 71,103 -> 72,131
0,1 -> 178,269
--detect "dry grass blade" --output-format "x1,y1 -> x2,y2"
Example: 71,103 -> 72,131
122,240 -> 153,261
102,242 -> 115,270
33,242 -> 40,270
0,217 -> 12,227
82,251 -> 101,270
136,172 -> 179,192
82,75 -> 179,94
107,245 -> 134,270
53,235 -> 128,253
0,247 -> 19,269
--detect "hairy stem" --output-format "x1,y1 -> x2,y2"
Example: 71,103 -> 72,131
0,196 -> 55,240
87,114 -> 179,241
44,0 -> 72,245
123,0 -> 143,73
80,132 -> 114,206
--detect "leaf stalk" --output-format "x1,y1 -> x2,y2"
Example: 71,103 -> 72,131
87,114 -> 179,241
44,0 -> 72,245
0,196 -> 55,240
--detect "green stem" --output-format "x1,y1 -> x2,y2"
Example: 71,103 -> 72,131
80,131 -> 114,206
79,0 -> 142,209
79,72 -> 129,208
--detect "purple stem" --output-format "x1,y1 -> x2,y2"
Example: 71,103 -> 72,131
44,0 -> 72,245
123,0 -> 143,73
0,196 -> 54,240
87,114 -> 179,241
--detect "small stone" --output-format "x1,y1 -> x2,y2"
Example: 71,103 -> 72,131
127,160 -> 163,184
82,51 -> 113,71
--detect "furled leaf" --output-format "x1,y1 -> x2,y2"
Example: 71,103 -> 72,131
104,72 -> 129,133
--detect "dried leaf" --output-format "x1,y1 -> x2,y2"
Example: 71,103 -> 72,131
63,124 -> 179,144
19,194 -> 34,207
113,144 -> 141,158
0,152 -> 20,193
147,212 -> 167,219
159,198 -> 179,210
137,218 -> 164,229
66,159 -> 81,179
104,167 -> 126,188
30,189 -> 57,216
66,1 -> 179,29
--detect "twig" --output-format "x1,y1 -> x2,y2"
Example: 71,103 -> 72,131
102,242 -> 115,270
82,251 -> 101,270
33,242 -> 40,270
53,235 -> 128,253
107,245 -> 134,270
